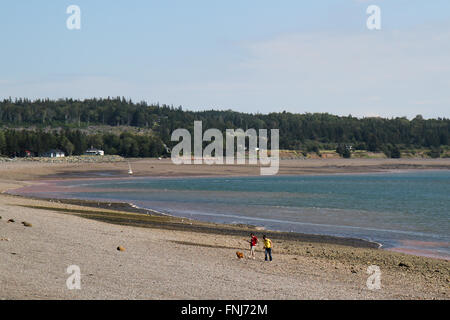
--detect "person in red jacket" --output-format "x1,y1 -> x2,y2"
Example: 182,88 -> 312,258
248,233 -> 258,259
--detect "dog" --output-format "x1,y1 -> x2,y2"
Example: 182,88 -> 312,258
236,251 -> 244,259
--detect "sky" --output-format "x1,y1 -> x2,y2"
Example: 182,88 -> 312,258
0,1 -> 449,119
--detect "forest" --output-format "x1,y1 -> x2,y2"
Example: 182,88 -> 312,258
0,97 -> 448,158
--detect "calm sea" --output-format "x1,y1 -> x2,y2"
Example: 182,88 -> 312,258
16,171 -> 450,259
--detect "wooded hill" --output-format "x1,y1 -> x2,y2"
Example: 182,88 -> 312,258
0,97 -> 448,158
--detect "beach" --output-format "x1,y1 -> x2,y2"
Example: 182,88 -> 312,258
0,158 -> 449,299
2,157 -> 450,180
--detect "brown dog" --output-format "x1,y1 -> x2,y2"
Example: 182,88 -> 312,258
236,251 -> 244,259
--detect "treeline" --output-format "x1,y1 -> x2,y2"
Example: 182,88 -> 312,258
0,129 -> 167,158
0,97 -> 449,157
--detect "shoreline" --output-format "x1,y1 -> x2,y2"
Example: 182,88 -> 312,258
5,190 -> 381,250
2,175 -> 450,261
2,157 -> 450,181
10,182 -> 450,262
6,171 -> 450,261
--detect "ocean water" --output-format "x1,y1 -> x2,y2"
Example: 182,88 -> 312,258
16,171 -> 450,259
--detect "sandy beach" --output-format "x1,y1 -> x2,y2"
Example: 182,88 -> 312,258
0,158 -> 449,299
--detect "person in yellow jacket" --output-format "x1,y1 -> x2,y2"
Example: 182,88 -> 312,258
263,235 -> 273,262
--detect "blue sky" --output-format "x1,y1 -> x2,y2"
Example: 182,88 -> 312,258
0,1 -> 449,118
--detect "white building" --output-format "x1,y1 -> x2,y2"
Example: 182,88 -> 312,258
84,148 -> 105,156
41,149 -> 65,158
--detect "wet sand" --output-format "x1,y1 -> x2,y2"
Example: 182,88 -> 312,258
2,158 -> 450,181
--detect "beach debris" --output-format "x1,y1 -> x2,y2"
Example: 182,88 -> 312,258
0,238 -> 10,241
117,245 -> 126,252
398,262 -> 410,268
22,221 -> 32,227
7,219 -> 15,223
0,216 -> 2,219
236,251 -> 244,259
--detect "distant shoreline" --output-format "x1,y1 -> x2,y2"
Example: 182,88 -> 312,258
4,157 -> 450,181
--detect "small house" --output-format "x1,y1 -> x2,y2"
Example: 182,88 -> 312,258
84,148 -> 105,156
41,149 -> 65,158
